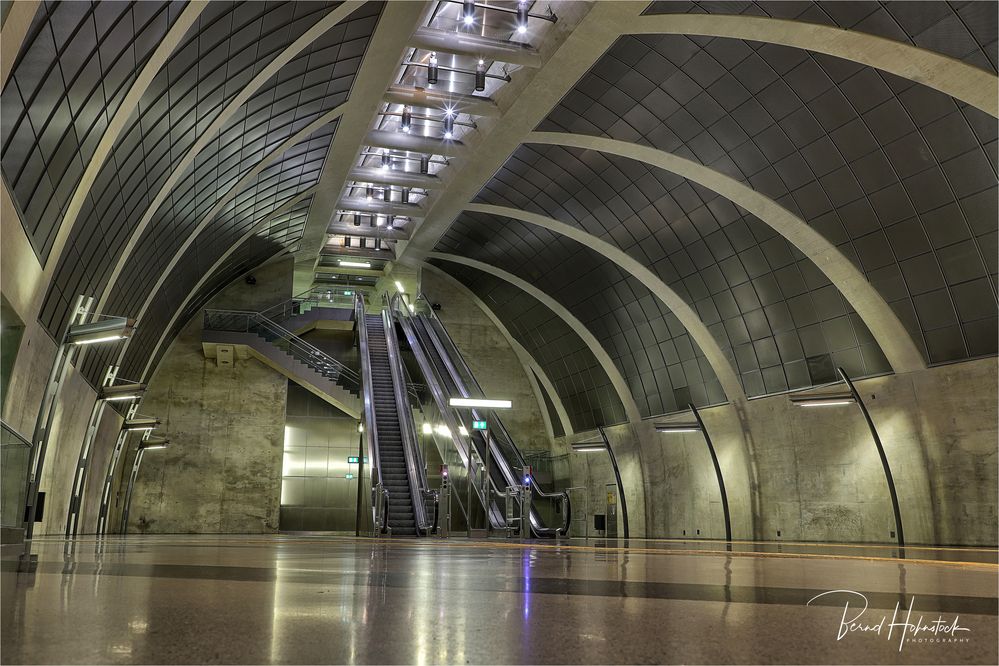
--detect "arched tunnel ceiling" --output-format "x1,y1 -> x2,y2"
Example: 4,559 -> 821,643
1,1 -> 996,423
527,32 -> 998,366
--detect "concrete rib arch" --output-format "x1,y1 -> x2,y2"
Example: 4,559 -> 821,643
528,132 -> 927,374
630,12 -> 998,118
427,252 -> 644,423
421,262 -> 576,438
98,1 -> 368,312
466,203 -> 745,403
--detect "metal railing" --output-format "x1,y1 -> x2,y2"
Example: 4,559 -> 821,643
203,309 -> 359,393
260,286 -> 360,324
412,292 -> 570,537
355,293 -> 387,534
381,306 -> 435,536
1,420 -> 32,529
389,294 -> 493,529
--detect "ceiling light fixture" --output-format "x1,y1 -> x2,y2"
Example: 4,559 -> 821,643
66,317 -> 136,345
516,1 -> 528,33
475,59 -> 486,92
427,52 -> 439,84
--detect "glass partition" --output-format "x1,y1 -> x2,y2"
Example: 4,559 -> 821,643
1,420 -> 31,530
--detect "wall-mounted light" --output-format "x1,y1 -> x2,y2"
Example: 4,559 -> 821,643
123,417 -> 159,432
395,281 -> 405,294
442,111 -> 454,139
419,155 -> 430,174
570,443 -> 606,453
789,392 -> 856,407
99,383 -> 146,402
462,0 -> 475,25
401,105 -> 412,132
139,440 -> 168,451
365,186 -> 374,201
516,0 -> 528,33
449,398 -> 512,409
422,423 -> 433,435
380,150 -> 390,170
427,52 -> 439,84
339,261 -> 371,268
654,422 -> 702,433
66,317 -> 136,345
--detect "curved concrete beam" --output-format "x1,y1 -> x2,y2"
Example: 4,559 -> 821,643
529,132 -> 927,374
95,103 -> 349,381
428,252 -> 643,423
1,0 -> 41,88
467,203 -> 745,402
101,1 -> 367,306
421,262 -> 575,437
630,13 -> 998,118
41,1 -> 207,275
139,187 -> 319,381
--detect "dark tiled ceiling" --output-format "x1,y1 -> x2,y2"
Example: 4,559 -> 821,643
38,2 -> 380,345
537,33 -> 998,365
112,196 -> 315,384
643,1 -> 998,73
472,143 -> 892,397
435,211 -> 727,416
426,260 -> 628,431
2,1 -> 180,260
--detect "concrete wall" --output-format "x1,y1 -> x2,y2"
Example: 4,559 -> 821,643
125,258 -> 294,534
1,180 -> 125,538
421,269 -> 552,453
561,358 -> 998,546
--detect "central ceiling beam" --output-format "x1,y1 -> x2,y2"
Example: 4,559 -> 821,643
293,2 -> 431,269
327,223 -> 411,241
337,196 -> 425,218
384,85 -> 500,117
398,1 -> 645,263
364,129 -> 466,157
349,167 -> 439,189
408,26 -> 542,67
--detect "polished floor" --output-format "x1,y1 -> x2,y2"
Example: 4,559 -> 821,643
2,534 -> 997,664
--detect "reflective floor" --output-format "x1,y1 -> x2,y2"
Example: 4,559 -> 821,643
2,534 -> 997,664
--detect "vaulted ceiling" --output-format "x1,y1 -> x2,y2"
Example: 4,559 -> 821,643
3,0 -> 996,426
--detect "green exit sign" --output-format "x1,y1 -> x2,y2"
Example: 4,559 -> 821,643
472,420 -> 488,430
347,456 -> 369,464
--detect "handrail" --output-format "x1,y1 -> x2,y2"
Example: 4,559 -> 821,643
259,286 -> 358,322
388,294 -> 496,527
413,293 -> 570,537
355,294 -> 385,533
382,307 -> 434,535
1,420 -> 32,448
203,308 -> 359,388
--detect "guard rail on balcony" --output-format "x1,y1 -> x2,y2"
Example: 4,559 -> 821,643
1,420 -> 32,530
203,309 -> 360,392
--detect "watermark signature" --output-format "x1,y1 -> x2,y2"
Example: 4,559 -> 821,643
807,590 -> 971,652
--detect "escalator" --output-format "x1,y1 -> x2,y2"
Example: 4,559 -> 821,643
355,295 -> 435,536
390,294 -> 568,538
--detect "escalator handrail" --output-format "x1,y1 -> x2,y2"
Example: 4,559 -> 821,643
388,295 -> 498,527
355,294 -> 384,532
414,294 -> 570,537
381,307 -> 433,535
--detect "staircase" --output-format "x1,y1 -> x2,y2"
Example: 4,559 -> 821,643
202,309 -> 360,417
365,314 -> 417,536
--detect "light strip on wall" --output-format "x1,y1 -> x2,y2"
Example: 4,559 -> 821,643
449,398 -> 512,409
